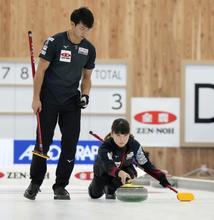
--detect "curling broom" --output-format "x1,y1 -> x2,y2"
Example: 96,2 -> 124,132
28,31 -> 49,159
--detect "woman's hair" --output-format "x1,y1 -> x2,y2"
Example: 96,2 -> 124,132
70,7 -> 94,28
111,118 -> 130,134
104,118 -> 133,141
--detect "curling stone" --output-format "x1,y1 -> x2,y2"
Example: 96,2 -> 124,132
116,184 -> 148,202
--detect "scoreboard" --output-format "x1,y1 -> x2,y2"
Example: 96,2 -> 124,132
0,59 -> 129,140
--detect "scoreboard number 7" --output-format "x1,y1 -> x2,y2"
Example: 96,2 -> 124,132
1,66 -> 10,79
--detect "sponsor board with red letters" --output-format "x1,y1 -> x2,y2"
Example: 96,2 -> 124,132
0,165 -> 93,186
131,98 -> 180,147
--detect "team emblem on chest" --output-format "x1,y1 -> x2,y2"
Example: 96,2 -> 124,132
60,50 -> 72,62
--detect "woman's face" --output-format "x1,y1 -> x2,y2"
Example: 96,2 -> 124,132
111,132 -> 130,148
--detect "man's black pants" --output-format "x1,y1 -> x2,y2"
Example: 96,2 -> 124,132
30,99 -> 81,190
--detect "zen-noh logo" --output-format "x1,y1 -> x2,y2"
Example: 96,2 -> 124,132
135,111 -> 177,125
0,172 -> 5,178
74,171 -> 93,180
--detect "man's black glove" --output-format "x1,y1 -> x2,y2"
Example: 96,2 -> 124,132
79,94 -> 89,109
159,173 -> 171,187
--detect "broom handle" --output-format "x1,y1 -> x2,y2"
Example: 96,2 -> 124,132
36,113 -> 43,150
166,184 -> 178,193
28,31 -> 36,77
28,31 -> 43,150
89,131 -> 104,142
89,130 -> 179,195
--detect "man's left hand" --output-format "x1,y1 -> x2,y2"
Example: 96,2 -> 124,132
79,94 -> 89,109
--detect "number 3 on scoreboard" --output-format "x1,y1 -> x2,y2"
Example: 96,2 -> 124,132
112,93 -> 123,110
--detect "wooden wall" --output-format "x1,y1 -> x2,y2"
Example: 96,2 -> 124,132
0,0 -> 214,176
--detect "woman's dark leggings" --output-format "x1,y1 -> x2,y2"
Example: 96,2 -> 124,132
88,166 -> 137,199
88,175 -> 123,199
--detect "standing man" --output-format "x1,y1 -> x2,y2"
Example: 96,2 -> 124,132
24,7 -> 96,200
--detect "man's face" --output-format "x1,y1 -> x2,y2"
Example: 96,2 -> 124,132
72,22 -> 90,40
111,132 -> 130,148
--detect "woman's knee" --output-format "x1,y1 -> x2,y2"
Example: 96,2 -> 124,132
88,182 -> 104,199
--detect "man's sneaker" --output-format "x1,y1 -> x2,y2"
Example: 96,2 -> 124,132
105,193 -> 116,199
24,183 -> 40,200
54,187 -> 70,200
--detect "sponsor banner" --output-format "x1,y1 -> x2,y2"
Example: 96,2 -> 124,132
74,171 -> 93,181
0,166 -> 50,185
0,139 -> 13,166
0,165 -> 93,186
131,98 -> 180,147
72,165 -> 94,186
14,140 -> 100,165
182,62 -> 214,146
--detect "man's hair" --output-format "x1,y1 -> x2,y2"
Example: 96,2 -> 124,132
111,118 -> 130,134
70,7 -> 94,28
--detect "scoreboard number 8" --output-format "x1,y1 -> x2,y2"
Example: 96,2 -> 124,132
20,67 -> 29,80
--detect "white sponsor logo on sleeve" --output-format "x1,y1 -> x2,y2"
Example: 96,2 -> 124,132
47,37 -> 54,42
136,146 -> 148,165
41,50 -> 46,55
